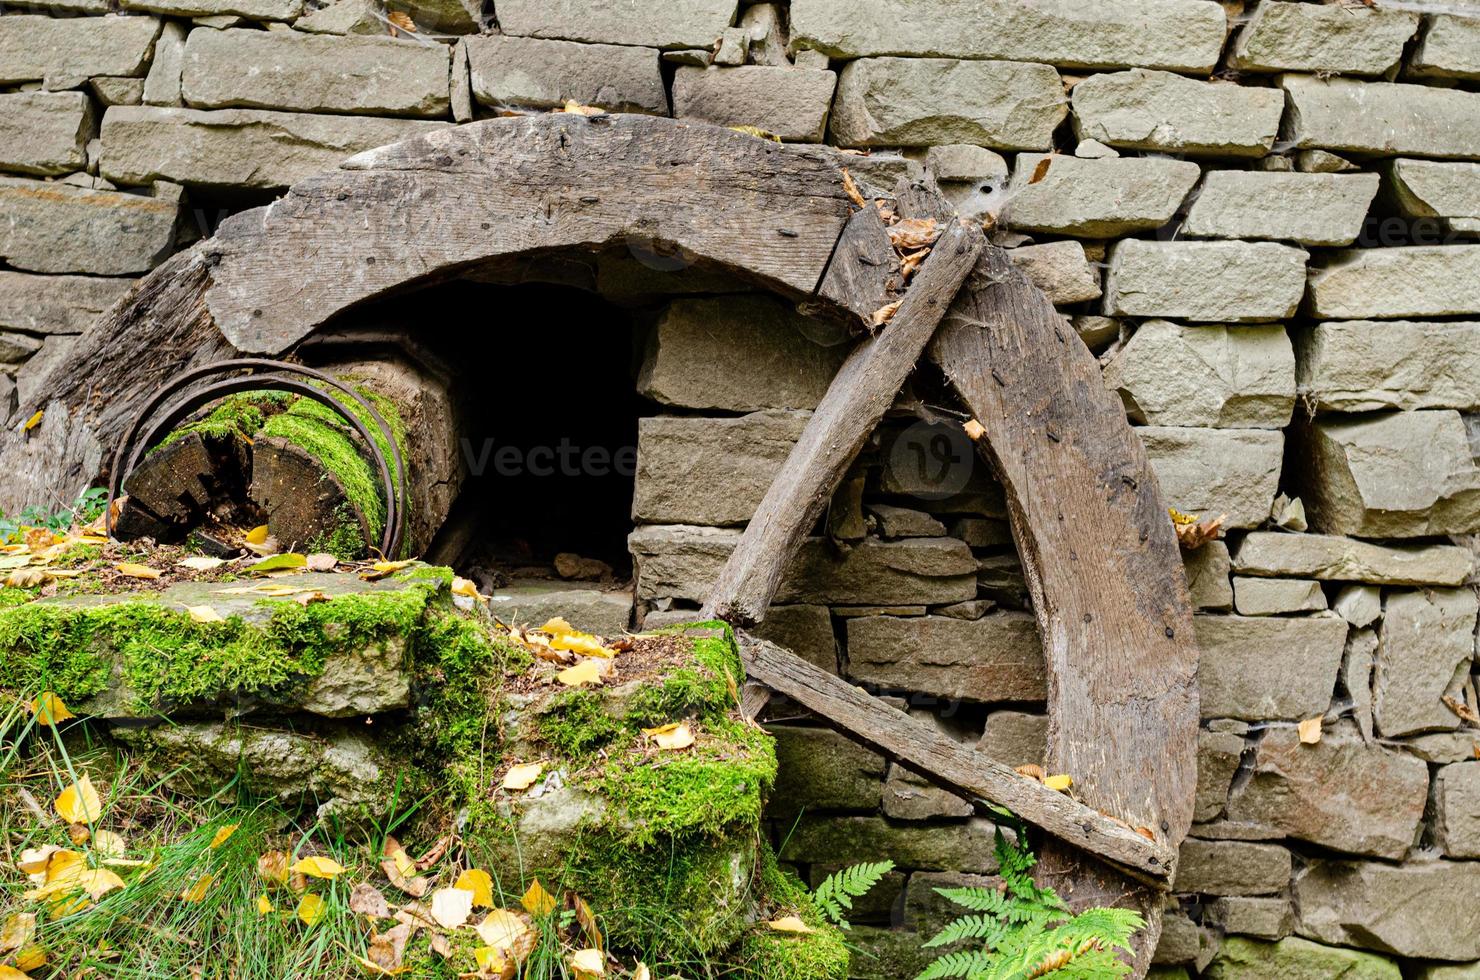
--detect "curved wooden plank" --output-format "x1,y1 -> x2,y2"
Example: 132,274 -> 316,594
929,248 -> 1199,973
204,114 -> 860,354
705,218 -> 984,625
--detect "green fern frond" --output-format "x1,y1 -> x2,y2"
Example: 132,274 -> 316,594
914,948 -> 997,980
812,860 -> 895,930
922,914 -> 1013,949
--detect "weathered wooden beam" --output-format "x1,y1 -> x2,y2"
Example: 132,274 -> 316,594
739,634 -> 1175,886
704,218 -> 984,625
929,246 -> 1199,971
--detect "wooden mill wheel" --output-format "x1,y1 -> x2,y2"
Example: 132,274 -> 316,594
3,113 -> 1197,976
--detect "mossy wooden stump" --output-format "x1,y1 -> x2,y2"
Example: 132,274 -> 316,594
0,566 -> 846,978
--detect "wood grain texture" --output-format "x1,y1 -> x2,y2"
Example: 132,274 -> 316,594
204,114 -> 862,354
704,219 -> 984,625
929,247 -> 1199,973
0,248 -> 235,515
741,633 -> 1175,884
813,203 -> 898,320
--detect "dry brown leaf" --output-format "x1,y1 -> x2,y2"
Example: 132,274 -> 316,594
6,567 -> 48,588
1297,715 -> 1324,745
351,882 -> 392,919
870,299 -> 903,329
257,850 -> 290,886
559,100 -> 606,116
841,169 -> 866,208
386,9 -> 415,34
1170,508 -> 1226,550
1027,155 -> 1055,184
1015,764 -> 1047,782
305,553 -> 338,572
570,892 -> 603,952
886,217 -> 939,251
381,838 -> 430,897
962,419 -> 986,441
899,246 -> 930,281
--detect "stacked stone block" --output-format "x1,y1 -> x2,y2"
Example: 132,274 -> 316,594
4,0 -> 1480,976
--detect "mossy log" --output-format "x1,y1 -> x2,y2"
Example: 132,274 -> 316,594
115,353 -> 465,558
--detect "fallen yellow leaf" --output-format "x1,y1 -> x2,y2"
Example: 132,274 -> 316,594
296,893 -> 324,927
290,856 -> 346,880
521,879 -> 556,916
257,851 -> 290,885
634,964 -> 651,980
256,894 -> 274,915
766,916 -> 814,934
178,555 -> 226,571
557,660 -> 604,688
473,946 -> 507,974
114,562 -> 161,580
475,908 -> 530,950
642,722 -> 695,751
210,824 -> 239,849
1043,774 -> 1073,793
245,525 -> 270,545
22,410 -> 42,432
1298,714 -> 1324,745
55,776 -> 102,824
179,874 -> 214,903
429,887 -> 473,929
29,692 -> 74,726
187,605 -> 225,624
539,616 -> 576,635
17,845 -> 60,878
550,633 -> 615,658
78,868 -> 125,901
13,946 -> 44,972
454,868 -> 494,908
502,762 -> 544,792
0,911 -> 35,953
92,829 -> 126,860
963,419 -> 986,441
451,576 -> 486,601
0,963 -> 30,979
569,948 -> 606,979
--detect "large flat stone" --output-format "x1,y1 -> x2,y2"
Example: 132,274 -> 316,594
0,271 -> 130,336
1072,69 -> 1284,157
977,711 -> 1047,768
100,106 -> 448,190
1229,2 -> 1417,75
0,176 -> 179,276
1233,532 -> 1473,587
1138,427 -> 1284,528
1295,858 -> 1480,960
122,0 -> 300,18
1006,241 -> 1100,305
830,57 -> 1066,149
1388,160 -> 1480,220
1227,727 -> 1428,859
788,0 -> 1227,72
1174,838 -> 1291,896
1283,76 -> 1480,160
1182,171 -> 1378,247
1411,14 -> 1480,80
1307,246 -> 1480,319
465,35 -> 666,115
1205,898 -> 1293,942
1298,320 -> 1480,412
754,604 -> 837,674
672,66 -> 837,143
1205,937 -> 1401,980
779,815 -> 1002,873
488,581 -> 633,636
633,410 -> 810,526
628,525 -> 976,605
1103,321 -> 1295,428
181,29 -> 450,118
0,14 -> 161,86
1195,614 -> 1347,721
1436,762 -> 1480,859
1374,588 -> 1478,737
1003,153 -> 1200,237
846,614 -> 1044,702
1195,729 -> 1246,822
767,724 -> 885,816
1185,540 -> 1234,611
1103,240 -> 1308,322
1232,577 -> 1327,616
494,0 -> 738,49
1296,410 -> 1480,537
0,92 -> 93,176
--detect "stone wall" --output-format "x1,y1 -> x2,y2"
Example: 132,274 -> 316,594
3,0 -> 1480,977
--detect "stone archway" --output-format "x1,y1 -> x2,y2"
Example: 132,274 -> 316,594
1,112 -> 1196,976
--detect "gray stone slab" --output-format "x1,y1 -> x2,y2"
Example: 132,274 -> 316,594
465,34 -> 666,115
1411,14 -> 1480,80
1388,160 -> 1480,219
487,580 -> 633,636
122,0 -> 300,18
1298,320 -> 1480,413
1308,246 -> 1480,319
1283,75 -> 1480,160
1182,171 -> 1378,247
1185,540 -> 1234,612
1204,936 -> 1400,980
1174,838 -> 1292,896
1232,577 -> 1327,616
1232,532 -> 1473,587
779,815 -> 1003,873
1006,240 -> 1100,305
1295,858 -> 1480,960
789,0 -> 1227,72
1138,426 -> 1284,529
0,14 -> 161,86
1374,588 -> 1478,737
830,57 -> 1066,149
1436,761 -> 1480,859
181,29 -> 450,118
672,66 -> 837,142
0,175 -> 179,276
1003,153 -> 1200,237
767,724 -> 885,816
0,91 -> 93,176
1103,240 -> 1308,322
1230,2 -> 1417,75
0,271 -> 131,335
846,613 -> 1044,702
1195,614 -> 1347,721
495,0 -> 738,49
1072,69 -> 1284,157
99,105 -> 448,189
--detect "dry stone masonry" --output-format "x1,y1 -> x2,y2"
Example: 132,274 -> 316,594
3,0 -> 1480,976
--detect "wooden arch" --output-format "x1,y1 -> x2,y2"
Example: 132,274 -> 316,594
2,114 -> 1197,974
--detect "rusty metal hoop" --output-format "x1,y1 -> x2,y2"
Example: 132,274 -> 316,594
106,359 -> 407,558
